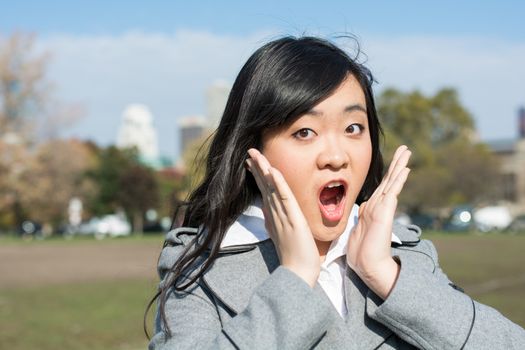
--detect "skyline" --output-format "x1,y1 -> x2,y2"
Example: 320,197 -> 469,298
2,1 -> 524,160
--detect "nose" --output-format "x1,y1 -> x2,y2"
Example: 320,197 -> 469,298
316,137 -> 349,170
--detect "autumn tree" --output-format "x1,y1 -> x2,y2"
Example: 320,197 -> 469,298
0,32 -> 83,231
377,87 -> 500,213
0,32 -> 81,142
16,139 -> 97,227
0,140 -> 31,229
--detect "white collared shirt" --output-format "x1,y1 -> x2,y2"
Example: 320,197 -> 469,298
220,199 -> 402,319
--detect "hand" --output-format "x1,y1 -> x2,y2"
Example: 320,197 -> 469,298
246,148 -> 320,287
346,145 -> 411,299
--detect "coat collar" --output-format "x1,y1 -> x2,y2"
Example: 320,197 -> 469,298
202,223 -> 421,315
202,237 -> 398,349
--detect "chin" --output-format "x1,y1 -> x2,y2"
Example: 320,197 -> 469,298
312,218 -> 348,242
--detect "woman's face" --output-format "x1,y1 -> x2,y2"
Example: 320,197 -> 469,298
262,75 -> 372,247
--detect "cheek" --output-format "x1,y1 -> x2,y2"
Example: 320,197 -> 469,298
265,151 -> 312,203
272,159 -> 304,190
351,142 -> 373,186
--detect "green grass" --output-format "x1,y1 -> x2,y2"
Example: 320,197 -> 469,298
0,232 -> 166,246
424,232 -> 525,326
0,232 -> 524,349
0,279 -> 158,350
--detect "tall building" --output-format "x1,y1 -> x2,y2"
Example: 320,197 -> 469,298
206,80 -> 230,128
116,104 -> 159,160
519,106 -> 525,139
488,106 -> 525,214
179,116 -> 206,159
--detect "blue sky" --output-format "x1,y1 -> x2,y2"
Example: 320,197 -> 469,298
2,1 -> 525,160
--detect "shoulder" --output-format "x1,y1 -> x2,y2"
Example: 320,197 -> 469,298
392,223 -> 439,268
157,227 -> 199,278
157,226 -> 276,277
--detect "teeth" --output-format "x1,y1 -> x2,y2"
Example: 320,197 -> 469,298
326,181 -> 343,188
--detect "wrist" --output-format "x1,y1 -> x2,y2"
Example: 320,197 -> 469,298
361,257 -> 401,300
282,262 -> 319,288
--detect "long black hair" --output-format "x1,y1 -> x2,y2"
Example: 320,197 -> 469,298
146,35 -> 384,337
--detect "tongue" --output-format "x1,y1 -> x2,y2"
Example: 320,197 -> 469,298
320,187 -> 340,210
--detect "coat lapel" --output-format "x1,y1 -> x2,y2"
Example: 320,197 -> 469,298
202,239 -> 279,314
343,266 -> 394,349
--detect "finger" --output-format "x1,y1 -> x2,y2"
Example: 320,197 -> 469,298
248,148 -> 272,176
269,167 -> 300,221
377,169 -> 410,223
262,169 -> 292,236
386,145 -> 408,179
367,146 -> 408,210
246,158 -> 271,198
247,150 -> 287,235
375,145 -> 408,194
247,157 -> 282,228
384,167 -> 411,198
248,149 -> 279,195
383,150 -> 411,195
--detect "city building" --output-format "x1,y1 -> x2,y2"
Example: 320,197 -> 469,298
488,107 -> 525,214
116,104 -> 171,168
179,116 -> 206,159
117,104 -> 159,158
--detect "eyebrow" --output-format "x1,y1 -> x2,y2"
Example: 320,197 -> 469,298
306,104 -> 367,116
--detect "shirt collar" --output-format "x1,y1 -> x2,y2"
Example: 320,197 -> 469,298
220,198 -> 402,257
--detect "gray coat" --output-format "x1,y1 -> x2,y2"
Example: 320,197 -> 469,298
149,224 -> 525,349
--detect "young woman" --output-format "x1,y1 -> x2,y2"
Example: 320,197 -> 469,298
148,36 -> 525,349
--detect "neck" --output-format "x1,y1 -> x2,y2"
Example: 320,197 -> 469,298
315,239 -> 332,263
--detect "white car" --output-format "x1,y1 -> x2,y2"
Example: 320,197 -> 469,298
473,206 -> 513,232
71,214 -> 132,239
93,214 -> 132,239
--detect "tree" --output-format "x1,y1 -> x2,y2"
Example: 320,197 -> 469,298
377,87 -> 499,213
87,145 -> 160,233
0,32 -> 81,142
0,140 -> 31,229
16,139 -> 97,227
118,164 -> 159,233
0,32 -> 83,231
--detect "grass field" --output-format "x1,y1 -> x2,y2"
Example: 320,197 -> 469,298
0,232 -> 524,349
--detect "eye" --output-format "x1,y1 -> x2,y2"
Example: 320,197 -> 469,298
292,128 -> 316,140
346,123 -> 365,136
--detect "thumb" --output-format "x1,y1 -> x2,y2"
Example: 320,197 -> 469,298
358,202 -> 367,217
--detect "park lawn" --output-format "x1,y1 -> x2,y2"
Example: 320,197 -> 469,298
425,232 -> 525,326
0,278 -> 158,350
0,232 -> 523,350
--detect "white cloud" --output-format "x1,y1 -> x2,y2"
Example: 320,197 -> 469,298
37,30 -> 273,159
35,31 -> 525,160
363,35 -> 525,139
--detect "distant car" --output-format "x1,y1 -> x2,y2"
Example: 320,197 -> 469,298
68,214 -> 131,239
409,213 -> 438,230
473,206 -> 512,232
93,214 -> 131,239
17,220 -> 43,238
505,215 -> 525,233
443,205 -> 475,232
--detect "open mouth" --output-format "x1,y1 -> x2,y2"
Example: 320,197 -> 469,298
318,181 -> 347,222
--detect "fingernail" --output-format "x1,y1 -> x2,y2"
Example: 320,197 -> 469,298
245,159 -> 252,171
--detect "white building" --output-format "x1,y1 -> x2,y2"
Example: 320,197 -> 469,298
116,104 -> 159,160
